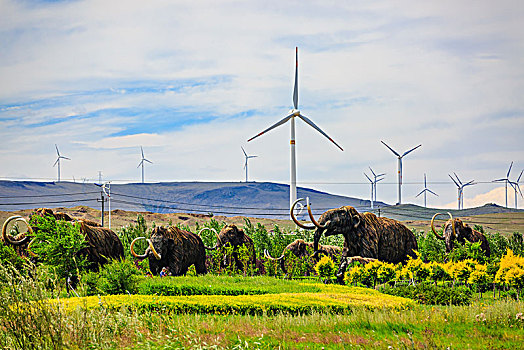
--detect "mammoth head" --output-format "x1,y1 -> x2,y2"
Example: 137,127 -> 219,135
290,198 -> 361,253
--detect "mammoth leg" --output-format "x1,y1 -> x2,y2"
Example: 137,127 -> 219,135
195,258 -> 207,274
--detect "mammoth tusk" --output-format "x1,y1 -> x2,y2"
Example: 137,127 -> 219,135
290,198 -> 316,230
264,249 -> 284,261
2,216 -> 33,246
448,212 -> 457,239
307,197 -> 326,229
130,237 -> 149,259
147,239 -> 161,260
26,238 -> 38,257
198,227 -> 219,250
430,213 -> 446,240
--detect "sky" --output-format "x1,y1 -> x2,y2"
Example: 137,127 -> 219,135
0,0 -> 523,209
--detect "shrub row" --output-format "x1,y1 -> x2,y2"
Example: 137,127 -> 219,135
380,283 -> 473,306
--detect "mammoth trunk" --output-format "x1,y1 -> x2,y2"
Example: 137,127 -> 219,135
313,229 -> 322,252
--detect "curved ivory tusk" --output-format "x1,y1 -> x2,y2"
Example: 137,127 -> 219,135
430,213 -> 445,240
26,238 -> 38,257
2,216 -> 32,246
198,227 -> 220,250
264,249 -> 284,261
130,237 -> 149,259
290,198 -> 316,230
307,197 -> 326,229
147,239 -> 161,260
448,212 -> 457,239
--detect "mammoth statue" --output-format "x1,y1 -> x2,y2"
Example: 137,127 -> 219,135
1,208 -> 124,268
264,239 -> 342,274
431,212 -> 490,257
131,225 -> 207,276
200,224 -> 256,271
291,198 -> 418,283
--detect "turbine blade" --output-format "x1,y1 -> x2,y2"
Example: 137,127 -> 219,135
55,144 -> 60,155
427,189 -> 439,196
453,172 -> 463,185
53,158 -> 59,167
144,159 -> 153,164
61,156 -> 70,160
381,141 -> 400,157
518,169 -> 523,182
463,180 -> 475,187
375,177 -> 385,183
364,173 -> 372,182
448,174 -> 460,187
248,155 -> 258,159
247,114 -> 293,142
492,178 -> 507,182
415,189 -> 425,197
141,146 -> 144,158
293,47 -> 298,110
241,146 -> 247,157
402,144 -> 422,157
137,160 -> 143,168
368,166 -> 376,177
298,114 -> 343,151
507,161 -> 513,178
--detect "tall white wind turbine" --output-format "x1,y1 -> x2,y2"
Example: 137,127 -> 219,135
449,172 -> 475,210
53,144 -> 70,182
137,146 -> 153,183
493,161 -> 513,208
364,173 -> 375,209
509,169 -> 523,209
241,147 -> 257,183
415,173 -> 438,208
381,141 -> 421,205
247,47 -> 343,211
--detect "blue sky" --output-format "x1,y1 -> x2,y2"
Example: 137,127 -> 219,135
1,0 -> 523,209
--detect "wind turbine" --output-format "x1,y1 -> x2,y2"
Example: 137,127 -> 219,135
381,141 -> 421,205
415,173 -> 438,208
509,169 -> 523,209
449,172 -> 475,210
493,161 -> 513,208
137,146 -> 152,183
368,166 -> 385,203
364,173 -> 375,209
247,47 -> 343,211
241,147 -> 257,182
53,144 -> 70,182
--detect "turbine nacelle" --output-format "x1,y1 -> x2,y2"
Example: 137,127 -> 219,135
290,109 -> 300,116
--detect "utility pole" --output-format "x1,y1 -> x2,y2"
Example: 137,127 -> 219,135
97,190 -> 107,227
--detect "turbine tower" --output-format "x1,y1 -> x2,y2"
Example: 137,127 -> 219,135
493,162 -> 513,208
415,173 -> 438,208
137,146 -> 153,183
364,173 -> 375,209
53,144 -> 70,182
449,172 -> 475,210
509,169 -> 523,209
241,147 -> 257,182
381,141 -> 421,205
368,166 -> 385,203
247,47 -> 343,211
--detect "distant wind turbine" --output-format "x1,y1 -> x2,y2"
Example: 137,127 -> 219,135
415,173 -> 438,208
137,146 -> 153,183
509,169 -> 523,209
381,141 -> 421,205
248,47 -> 343,211
492,162 -> 513,208
53,144 -> 70,182
449,172 -> 475,210
368,166 -> 385,203
241,147 -> 257,182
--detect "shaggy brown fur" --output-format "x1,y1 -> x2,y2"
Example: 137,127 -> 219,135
312,206 -> 418,282
434,218 -> 490,257
206,224 -> 255,271
266,239 -> 342,274
146,226 -> 207,276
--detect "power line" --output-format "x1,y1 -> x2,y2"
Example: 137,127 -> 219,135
0,191 -> 99,199
0,198 -> 97,206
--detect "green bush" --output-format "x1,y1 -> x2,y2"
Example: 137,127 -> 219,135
314,256 -> 336,280
0,242 -> 26,272
380,282 -> 473,306
28,214 -> 88,279
118,214 -> 150,260
97,259 -> 141,295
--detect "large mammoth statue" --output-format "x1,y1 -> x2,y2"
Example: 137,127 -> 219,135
264,239 -> 342,274
1,208 -> 124,268
201,224 -> 256,271
130,225 -> 207,276
291,198 -> 418,283
431,212 -> 490,257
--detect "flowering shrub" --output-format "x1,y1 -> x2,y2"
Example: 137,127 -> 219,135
314,256 -> 336,280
